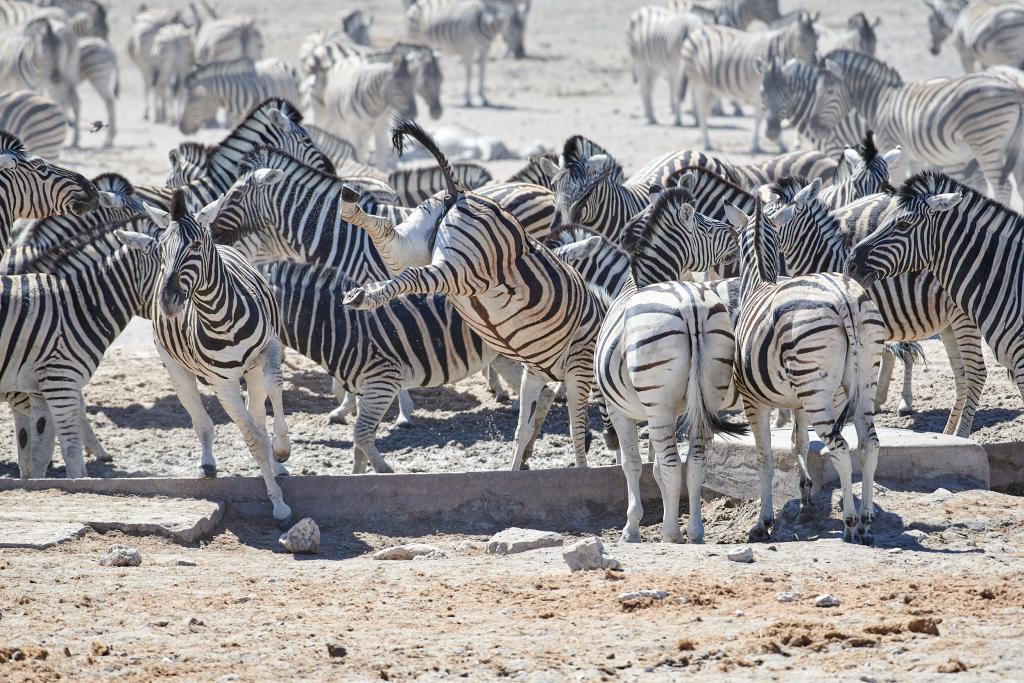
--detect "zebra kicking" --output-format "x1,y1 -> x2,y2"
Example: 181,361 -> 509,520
924,0 -> 1024,72
179,58 -> 301,134
727,197 -> 886,544
120,189 -> 292,526
595,187 -> 744,544
340,120 -> 604,470
848,171 -> 1024,413
0,90 -> 66,159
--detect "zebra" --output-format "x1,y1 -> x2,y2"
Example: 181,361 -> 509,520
679,11 -> 818,152
262,260 -> 523,473
670,0 -> 782,28
924,0 -> 1024,72
150,23 -> 194,126
33,0 -> 107,39
166,142 -> 212,187
626,4 -> 704,126
388,161 -> 493,206
127,8 -> 184,122
341,120 -> 604,470
496,0 -> 529,59
406,0 -> 509,106
594,188 -> 742,544
848,171 -> 1024,418
193,16 -> 264,65
818,12 -> 880,56
812,50 -> 1024,204
759,53 -> 871,156
306,124 -> 357,167
818,132 -> 900,209
342,9 -> 373,46
179,58 -> 301,135
0,90 -> 66,159
0,130 -> 98,251
77,36 -> 117,145
120,189 -> 292,526
726,197 -> 886,544
768,175 -> 986,438
135,98 -> 335,210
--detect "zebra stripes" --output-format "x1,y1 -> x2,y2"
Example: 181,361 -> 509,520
77,36 -> 117,145
341,120 -> 604,470
626,4 -> 704,126
849,171 -> 1024,405
166,142 -> 212,188
128,8 -> 184,122
123,189 -> 292,525
670,0 -> 782,29
306,124 -> 357,167
388,161 -> 493,206
179,58 -> 301,135
150,23 -> 193,126
595,190 -> 741,544
0,90 -> 66,159
925,0 -> 1024,72
727,198 -> 886,544
194,16 -> 264,65
680,12 -> 818,151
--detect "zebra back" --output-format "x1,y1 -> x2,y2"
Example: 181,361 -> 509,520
307,124 -> 357,166
194,16 -> 264,65
550,226 -> 631,299
0,89 -> 65,159
388,161 -> 493,206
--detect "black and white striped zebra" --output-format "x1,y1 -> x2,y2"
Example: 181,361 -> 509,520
726,197 -> 886,544
924,0 -> 1024,72
306,124 -> 357,167
193,15 -> 264,65
811,50 -> 1024,204
77,35 -> 117,145
262,260 -> 521,473
121,189 -> 293,526
340,120 -> 604,470
627,4 -> 704,126
127,8 -> 184,122
818,12 -> 880,56
0,90 -> 66,159
150,22 -> 193,126
388,161 -> 492,206
135,98 -> 334,210
595,187 -> 743,544
33,0 -> 107,38
406,0 -> 508,106
848,171 -> 1024,408
179,58 -> 301,135
679,11 -> 818,152
671,0 -> 782,29
166,142 -> 212,188
0,130 -> 97,250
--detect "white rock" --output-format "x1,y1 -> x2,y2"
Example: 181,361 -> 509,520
454,540 -> 487,553
904,529 -> 929,542
99,544 -> 141,567
485,528 -> 563,556
815,594 -> 841,608
278,518 -> 320,554
776,591 -> 802,603
727,546 -> 754,563
618,590 -> 669,603
562,536 -> 621,572
373,544 -> 447,561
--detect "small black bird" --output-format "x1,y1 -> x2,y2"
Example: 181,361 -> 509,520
89,120 -> 109,133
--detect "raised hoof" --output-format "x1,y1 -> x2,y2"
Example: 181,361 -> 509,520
621,528 -> 641,543
274,513 -> 295,531
200,464 -> 217,478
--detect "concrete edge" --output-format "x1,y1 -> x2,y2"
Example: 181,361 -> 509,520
983,442 -> 1024,491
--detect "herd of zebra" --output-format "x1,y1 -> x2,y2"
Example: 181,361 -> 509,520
1,0 -> 1024,544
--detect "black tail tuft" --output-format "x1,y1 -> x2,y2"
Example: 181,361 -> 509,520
886,341 -> 926,366
710,413 -> 749,438
827,396 -> 854,441
390,117 -> 464,198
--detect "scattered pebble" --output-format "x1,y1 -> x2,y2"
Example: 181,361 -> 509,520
726,546 -> 754,563
618,590 -> 669,603
908,617 -> 941,636
888,548 -> 903,554
937,658 -> 968,673
904,529 -> 929,542
278,518 -> 320,554
175,559 -> 197,567
454,540 -> 487,553
562,536 -> 621,572
372,544 -> 447,561
326,640 -> 347,659
734,610 -> 745,617
99,545 -> 141,567
91,642 -> 110,657
777,591 -> 802,603
486,528 -> 563,556
815,594 -> 841,608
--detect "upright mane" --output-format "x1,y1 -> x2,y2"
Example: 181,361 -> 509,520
898,170 -> 1023,223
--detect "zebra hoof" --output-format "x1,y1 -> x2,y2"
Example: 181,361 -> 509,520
327,409 -> 349,425
343,289 -> 366,308
200,464 -> 217,478
621,528 -> 641,543
274,513 -> 295,531
898,406 -> 914,416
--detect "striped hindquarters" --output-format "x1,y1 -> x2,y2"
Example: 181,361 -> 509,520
389,161 -> 493,206
0,90 -> 66,159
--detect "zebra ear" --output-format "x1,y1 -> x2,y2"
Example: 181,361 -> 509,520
723,201 -> 748,231
676,171 -> 696,193
143,202 -> 171,230
769,204 -> 796,227
538,156 -> 560,177
678,203 -> 694,226
554,234 -> 604,262
924,192 -> 962,214
882,146 -> 901,167
98,191 -> 124,210
793,178 -> 822,205
253,168 -> 285,186
196,195 -> 225,227
267,107 -> 290,131
168,148 -> 180,166
843,146 -> 861,167
823,59 -> 844,79
0,153 -> 17,171
115,229 -> 158,255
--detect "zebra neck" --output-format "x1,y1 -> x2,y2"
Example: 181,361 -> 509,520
600,183 -> 650,243
189,251 -> 240,322
0,203 -> 14,252
739,219 -> 780,303
784,203 -> 847,274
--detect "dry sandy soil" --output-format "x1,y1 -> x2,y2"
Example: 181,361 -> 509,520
2,0 -> 1024,679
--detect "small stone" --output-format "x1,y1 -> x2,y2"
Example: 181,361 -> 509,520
777,591 -> 802,603
904,529 -> 928,542
726,546 -> 754,563
907,617 -> 941,636
175,559 -> 197,567
562,536 -> 621,572
815,594 -> 840,608
734,610 -> 745,617
187,616 -> 205,632
99,544 -> 141,567
233,594 -> 254,604
454,540 -> 486,553
372,544 -> 447,561
326,640 -> 347,659
278,518 -> 320,554
153,619 -> 170,627
486,528 -> 563,555
677,639 -> 695,651
91,641 -> 110,656
618,590 -> 669,603
937,658 -> 967,673
888,548 -> 903,554
926,488 -> 953,503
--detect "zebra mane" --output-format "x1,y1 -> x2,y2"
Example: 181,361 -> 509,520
620,186 -> 695,275
766,175 -> 808,203
750,200 -> 778,284
823,49 -> 902,88
671,164 -> 752,197
561,135 -> 617,179
15,212 -> 150,275
856,130 -> 879,164
170,188 -> 188,222
239,144 -> 320,177
171,141 -> 215,165
0,130 -> 27,156
92,172 -> 136,197
391,118 -> 463,197
898,171 -> 1022,220
186,57 -> 257,84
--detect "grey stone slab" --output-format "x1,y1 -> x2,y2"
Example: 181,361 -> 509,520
0,519 -> 87,549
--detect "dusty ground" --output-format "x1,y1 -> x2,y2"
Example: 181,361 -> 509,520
3,0 -> 1024,678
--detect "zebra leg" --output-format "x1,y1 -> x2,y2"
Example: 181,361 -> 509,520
484,365 -> 510,403
160,349 -> 218,478
648,413 -> 683,543
946,318 -> 986,437
510,370 -> 548,470
26,394 -> 56,478
39,384 -> 87,479
898,352 -> 915,416
100,86 -> 116,147
9,393 -> 33,478
477,52 -> 489,107
791,409 -> 813,516
685,433 -> 709,544
490,355 -> 523,403
774,408 -> 790,428
745,406 -> 775,542
462,56 -> 473,106
396,390 -> 415,428
564,372 -> 592,468
244,364 -> 288,478
213,382 -> 292,526
609,408 -> 643,543
874,347 -> 895,411
328,380 -> 358,425
693,85 -> 714,151
751,104 -> 764,155
519,383 -> 556,467
80,398 -> 112,463
65,85 -> 81,148
261,340 -> 292,464
352,379 -> 398,474
805,398 -> 858,543
852,397 -> 881,546
637,67 -> 657,125
343,265 -> 459,311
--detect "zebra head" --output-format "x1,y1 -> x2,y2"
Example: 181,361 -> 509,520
836,132 -> 901,196
167,142 -> 214,188
922,0 -> 964,56
547,140 -> 624,233
847,13 -> 881,56
341,10 -> 373,46
847,172 -> 963,287
760,176 -> 823,260
622,186 -> 739,287
211,154 -> 287,256
725,199 -> 782,301
501,1 -> 530,59
386,53 -> 419,121
758,55 -> 800,144
0,131 -> 99,218
400,45 -> 444,120
143,188 -> 224,318
180,64 -> 225,135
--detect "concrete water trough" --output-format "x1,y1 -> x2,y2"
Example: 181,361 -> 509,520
0,428 -> 991,538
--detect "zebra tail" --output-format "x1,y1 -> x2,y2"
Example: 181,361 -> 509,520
885,341 -> 925,367
1005,98 -> 1024,185
390,118 -> 465,197
828,300 -> 862,441
685,336 -> 748,446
